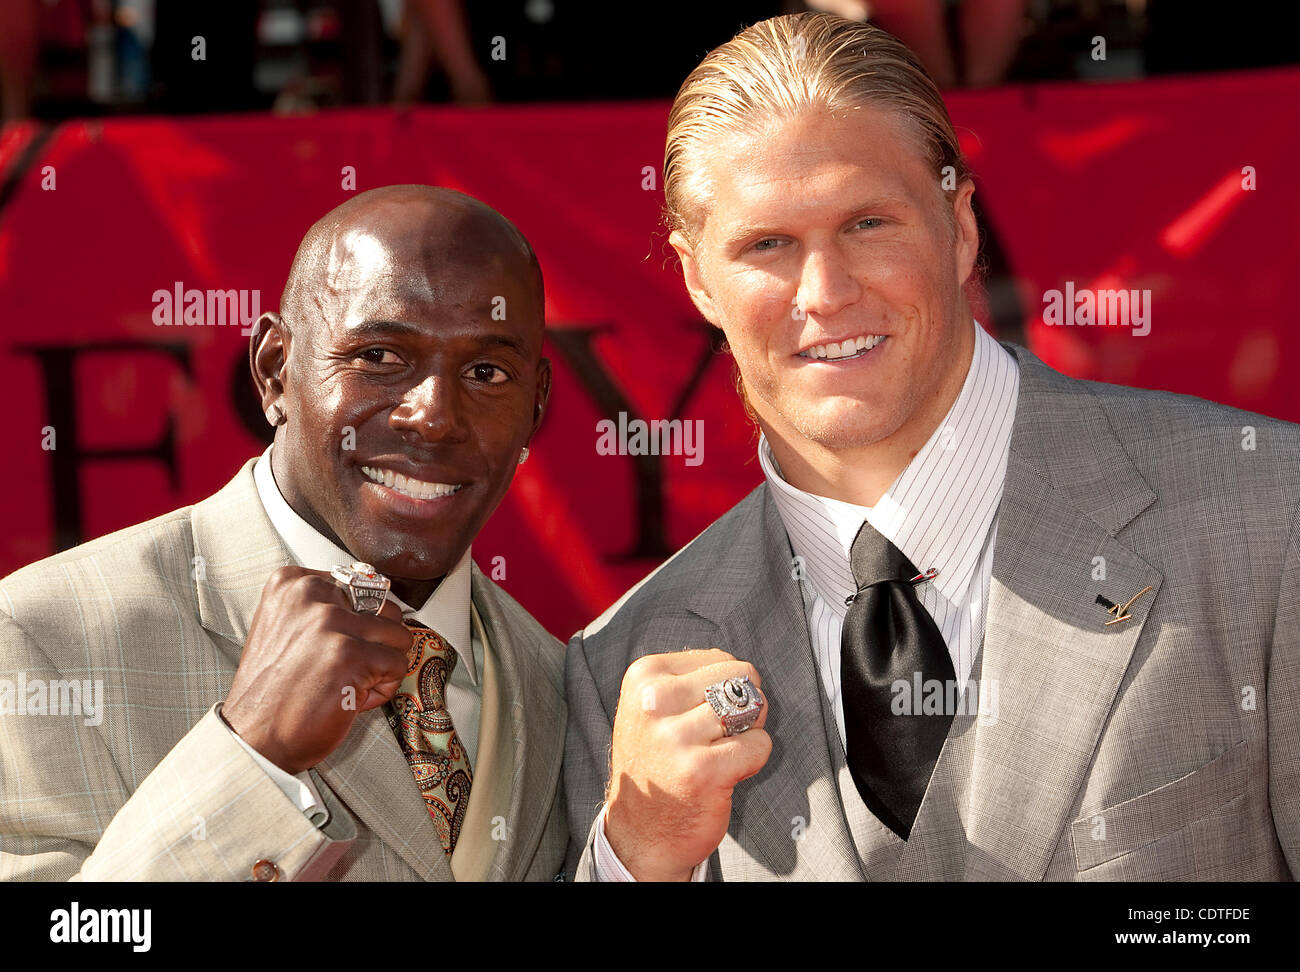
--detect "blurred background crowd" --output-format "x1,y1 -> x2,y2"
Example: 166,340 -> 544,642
3,0 -> 1297,125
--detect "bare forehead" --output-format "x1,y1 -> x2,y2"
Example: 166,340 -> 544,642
322,200 -> 533,297
695,107 -> 932,223
719,105 -> 926,175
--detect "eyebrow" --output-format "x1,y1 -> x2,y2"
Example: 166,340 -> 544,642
340,320 -> 427,341
340,320 -> 529,354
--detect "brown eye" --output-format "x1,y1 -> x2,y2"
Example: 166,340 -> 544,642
358,348 -> 401,365
469,363 -> 508,384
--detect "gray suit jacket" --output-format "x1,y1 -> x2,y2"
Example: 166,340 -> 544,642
0,459 -> 568,881
565,340 -> 1300,881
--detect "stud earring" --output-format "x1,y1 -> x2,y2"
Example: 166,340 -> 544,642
517,446 -> 529,465
265,403 -> 285,427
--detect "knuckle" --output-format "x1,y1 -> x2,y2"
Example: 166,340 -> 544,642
745,730 -> 773,768
381,647 -> 409,678
307,572 -> 341,596
682,756 -> 714,794
623,654 -> 655,687
320,603 -> 354,630
324,633 -> 356,666
266,564 -> 303,591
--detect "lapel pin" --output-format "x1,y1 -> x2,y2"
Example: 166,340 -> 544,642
1096,585 -> 1153,626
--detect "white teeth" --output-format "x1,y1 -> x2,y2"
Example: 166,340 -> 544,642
361,466 -> 462,500
800,335 -> 886,360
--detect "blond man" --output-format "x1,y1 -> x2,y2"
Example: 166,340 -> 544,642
562,12 -> 1300,881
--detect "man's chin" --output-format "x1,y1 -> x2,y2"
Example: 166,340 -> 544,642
341,535 -> 466,582
375,551 -> 461,580
779,404 -> 901,452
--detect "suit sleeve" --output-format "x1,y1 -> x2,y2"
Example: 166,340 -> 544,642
562,629 -> 615,881
1269,506 -> 1300,877
0,611 -> 356,881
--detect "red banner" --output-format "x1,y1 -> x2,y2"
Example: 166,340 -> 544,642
3,68 -> 1299,638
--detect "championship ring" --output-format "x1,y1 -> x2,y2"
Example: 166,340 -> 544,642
330,562 -> 390,615
704,676 -> 764,736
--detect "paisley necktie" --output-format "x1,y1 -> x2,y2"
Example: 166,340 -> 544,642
387,620 -> 473,854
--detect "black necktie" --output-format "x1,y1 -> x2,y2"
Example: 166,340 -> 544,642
840,519 -> 956,840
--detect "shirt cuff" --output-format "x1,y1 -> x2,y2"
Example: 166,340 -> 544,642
216,702 -> 329,828
593,804 -> 709,882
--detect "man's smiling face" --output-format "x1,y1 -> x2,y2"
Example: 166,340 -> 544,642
257,189 -> 549,597
671,104 -> 978,459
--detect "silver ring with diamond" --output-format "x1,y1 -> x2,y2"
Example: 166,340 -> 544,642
704,676 -> 764,737
330,562 -> 391,615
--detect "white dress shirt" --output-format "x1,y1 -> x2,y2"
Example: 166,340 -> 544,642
763,318 -> 1020,749
594,318 -> 1019,879
217,446 -> 481,827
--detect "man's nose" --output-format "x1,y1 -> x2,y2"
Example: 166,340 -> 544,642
795,244 -> 862,320
389,374 -> 470,444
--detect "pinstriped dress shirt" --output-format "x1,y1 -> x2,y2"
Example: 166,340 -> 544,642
761,318 -> 1020,750
596,318 -> 1019,879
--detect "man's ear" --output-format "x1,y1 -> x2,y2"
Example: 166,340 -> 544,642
952,180 -> 979,289
249,311 -> 289,414
669,230 -> 721,327
530,356 -> 552,440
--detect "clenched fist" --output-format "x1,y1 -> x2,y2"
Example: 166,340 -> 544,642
604,648 -> 772,881
221,565 -> 413,775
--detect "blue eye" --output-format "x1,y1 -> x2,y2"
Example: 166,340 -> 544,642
856,218 -> 882,230
753,238 -> 781,252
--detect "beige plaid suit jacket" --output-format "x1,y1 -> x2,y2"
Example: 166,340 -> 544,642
0,460 -> 568,881
564,341 -> 1300,881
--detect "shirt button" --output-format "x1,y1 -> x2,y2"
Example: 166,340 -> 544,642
251,859 -> 281,882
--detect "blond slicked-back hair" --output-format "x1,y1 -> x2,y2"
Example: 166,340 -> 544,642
663,11 -> 972,247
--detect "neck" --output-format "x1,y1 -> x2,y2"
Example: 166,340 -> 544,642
390,575 -> 444,608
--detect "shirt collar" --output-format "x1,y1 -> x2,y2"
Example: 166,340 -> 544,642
251,445 -> 476,683
760,318 -> 1020,613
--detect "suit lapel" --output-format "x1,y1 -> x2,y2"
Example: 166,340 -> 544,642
900,341 -> 1163,880
191,458 -> 453,881
469,565 -> 566,881
316,710 -> 454,881
190,458 -> 293,654
689,491 -> 864,880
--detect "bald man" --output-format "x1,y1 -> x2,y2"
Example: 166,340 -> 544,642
0,186 -> 568,882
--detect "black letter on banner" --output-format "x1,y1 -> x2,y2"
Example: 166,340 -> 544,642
15,342 -> 194,552
547,322 -> 720,561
